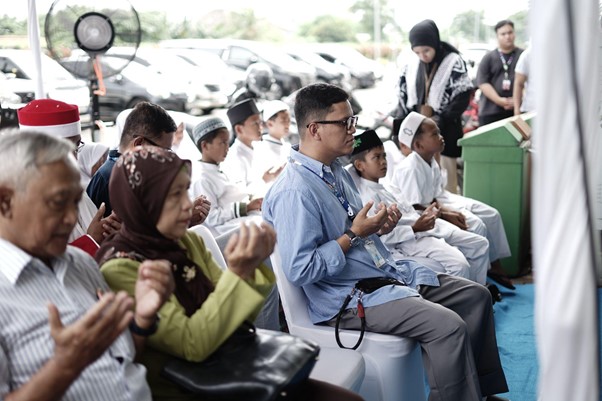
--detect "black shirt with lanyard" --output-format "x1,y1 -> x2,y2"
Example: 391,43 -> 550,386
497,48 -> 516,93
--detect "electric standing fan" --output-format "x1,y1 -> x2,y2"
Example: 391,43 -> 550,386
44,0 -> 141,139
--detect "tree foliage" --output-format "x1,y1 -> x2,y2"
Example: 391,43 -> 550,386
508,10 -> 529,47
299,15 -> 357,43
350,0 -> 402,41
0,15 -> 27,35
447,10 -> 489,43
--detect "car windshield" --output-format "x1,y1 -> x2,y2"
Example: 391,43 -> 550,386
10,52 -> 77,82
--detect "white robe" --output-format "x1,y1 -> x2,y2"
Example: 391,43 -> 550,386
68,192 -> 98,243
221,138 -> 263,197
355,172 -> 489,285
191,162 -> 262,236
250,135 -> 291,197
390,152 -> 511,262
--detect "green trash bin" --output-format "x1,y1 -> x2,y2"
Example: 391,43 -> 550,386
458,114 -> 533,276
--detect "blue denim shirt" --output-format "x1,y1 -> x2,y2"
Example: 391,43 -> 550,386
86,149 -> 120,217
263,148 -> 439,323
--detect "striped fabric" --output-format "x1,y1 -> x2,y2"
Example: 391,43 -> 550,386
0,239 -> 151,400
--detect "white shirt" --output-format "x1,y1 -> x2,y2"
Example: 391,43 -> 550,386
389,152 -> 450,206
221,139 -> 255,193
251,135 -> 291,197
515,47 -> 534,113
69,192 -> 98,243
191,162 -> 258,236
382,139 -> 405,187
0,239 -> 151,401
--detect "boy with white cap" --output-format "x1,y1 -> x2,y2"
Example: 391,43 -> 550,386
189,117 -> 280,330
251,100 -> 291,195
350,129 -> 491,286
189,117 -> 263,236
389,111 -> 514,289
17,99 -> 121,254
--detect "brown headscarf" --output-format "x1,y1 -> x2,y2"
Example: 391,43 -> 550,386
96,146 -> 214,316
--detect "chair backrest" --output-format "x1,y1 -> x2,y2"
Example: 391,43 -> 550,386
270,247 -> 315,329
344,163 -> 361,189
188,224 -> 227,270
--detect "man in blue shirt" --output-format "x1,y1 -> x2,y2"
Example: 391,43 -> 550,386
263,83 -> 508,401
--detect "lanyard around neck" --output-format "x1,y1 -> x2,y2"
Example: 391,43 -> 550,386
293,160 -> 356,220
497,49 -> 514,77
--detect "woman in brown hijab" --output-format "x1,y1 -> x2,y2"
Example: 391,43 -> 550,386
97,146 -> 363,401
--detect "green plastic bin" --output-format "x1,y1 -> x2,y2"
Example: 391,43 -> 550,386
458,114 -> 533,276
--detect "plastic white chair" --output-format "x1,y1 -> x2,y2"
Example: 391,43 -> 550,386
188,224 -> 365,392
271,248 -> 427,401
188,224 -> 227,269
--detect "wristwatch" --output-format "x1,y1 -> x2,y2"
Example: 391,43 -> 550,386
129,315 -> 160,337
344,229 -> 361,247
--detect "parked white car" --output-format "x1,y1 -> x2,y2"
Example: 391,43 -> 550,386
0,49 -> 90,113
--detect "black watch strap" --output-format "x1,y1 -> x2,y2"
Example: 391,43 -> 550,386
129,315 -> 160,337
345,229 -> 361,247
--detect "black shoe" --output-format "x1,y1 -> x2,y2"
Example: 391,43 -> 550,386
487,271 -> 516,290
487,283 -> 502,304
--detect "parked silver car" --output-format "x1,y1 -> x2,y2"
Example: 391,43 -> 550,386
161,39 -> 317,99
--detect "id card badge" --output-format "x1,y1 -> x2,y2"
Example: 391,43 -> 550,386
364,239 -> 387,268
502,79 -> 511,91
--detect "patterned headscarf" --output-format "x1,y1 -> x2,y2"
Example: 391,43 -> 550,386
96,146 -> 214,316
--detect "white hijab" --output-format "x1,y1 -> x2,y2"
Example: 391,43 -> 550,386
78,142 -> 109,187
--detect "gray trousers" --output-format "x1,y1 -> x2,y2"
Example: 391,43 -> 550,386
327,274 -> 508,401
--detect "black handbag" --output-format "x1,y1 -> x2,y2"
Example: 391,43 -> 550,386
161,321 -> 320,401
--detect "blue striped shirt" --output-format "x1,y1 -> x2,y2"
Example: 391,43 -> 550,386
262,148 -> 439,324
0,239 -> 151,401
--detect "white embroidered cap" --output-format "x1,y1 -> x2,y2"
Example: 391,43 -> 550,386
261,100 -> 289,121
399,111 -> 427,149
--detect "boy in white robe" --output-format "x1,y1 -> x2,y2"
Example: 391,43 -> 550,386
221,99 -> 282,197
389,112 -> 514,289
251,100 -> 292,196
189,117 -> 263,237
350,129 -> 490,285
189,117 -> 280,331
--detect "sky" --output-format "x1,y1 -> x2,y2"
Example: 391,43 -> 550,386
10,0 -> 530,32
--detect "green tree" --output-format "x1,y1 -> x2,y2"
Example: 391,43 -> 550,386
349,0 -> 402,41
138,11 -> 171,42
508,10 -> 529,47
210,9 -> 261,40
0,15 -> 27,35
447,10 -> 489,43
299,15 -> 357,43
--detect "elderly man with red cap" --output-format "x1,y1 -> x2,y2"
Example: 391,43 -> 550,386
17,99 -> 121,254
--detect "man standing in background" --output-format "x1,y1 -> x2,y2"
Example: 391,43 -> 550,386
477,20 -> 523,126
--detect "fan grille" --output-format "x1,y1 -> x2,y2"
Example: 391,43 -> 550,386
74,12 -> 115,53
45,0 -> 141,79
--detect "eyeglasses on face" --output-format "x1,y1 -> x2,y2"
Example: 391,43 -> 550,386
134,135 -> 173,152
307,115 -> 358,131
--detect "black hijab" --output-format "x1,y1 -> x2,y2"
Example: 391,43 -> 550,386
409,19 -> 460,105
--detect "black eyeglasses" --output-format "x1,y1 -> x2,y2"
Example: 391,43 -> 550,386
134,135 -> 173,152
307,115 -> 358,131
75,140 -> 85,153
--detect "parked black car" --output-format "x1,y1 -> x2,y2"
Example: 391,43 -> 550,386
61,54 -> 188,122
